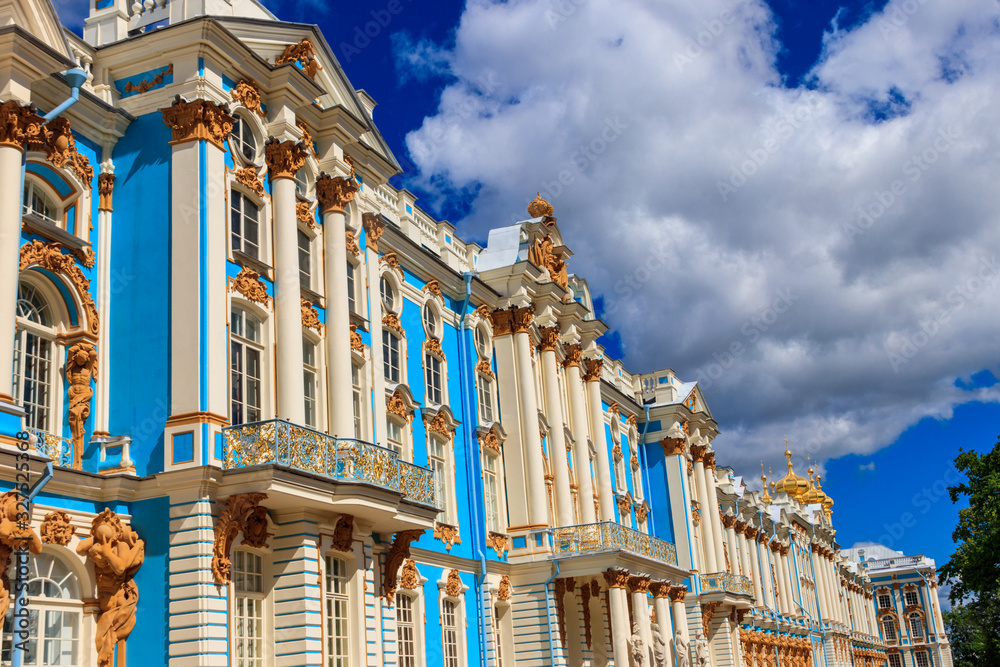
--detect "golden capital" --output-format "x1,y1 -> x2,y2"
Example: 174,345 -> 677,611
690,444 -> 707,462
649,581 -> 671,598
265,137 -> 307,180
562,343 -> 582,368
668,586 -> 688,602
704,451 -> 717,469
661,437 -> 685,457
537,326 -> 560,352
317,159 -> 359,214
362,212 -> 385,253
627,576 -> 651,594
602,569 -> 630,589
582,357 -> 603,382
721,514 -> 736,529
511,305 -> 535,334
0,100 -> 44,151
160,95 -> 235,150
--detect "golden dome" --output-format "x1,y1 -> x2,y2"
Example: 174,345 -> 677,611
802,468 -> 826,506
773,446 -> 810,500
816,475 -> 834,515
760,464 -> 772,504
527,192 -> 554,219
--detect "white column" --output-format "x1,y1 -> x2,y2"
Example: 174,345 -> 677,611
538,328 -> 573,527
692,449 -> 718,573
362,213 -> 387,446
92,169 -> 113,435
745,529 -> 764,606
266,138 -> 308,425
780,547 -> 795,615
508,306 -> 549,528
704,455 -> 727,574
669,587 -> 691,667
565,348 -> 596,524
585,359 -> 615,522
653,586 -> 675,667
604,572 -> 631,667
724,519 -> 739,574
630,578 -> 654,667
761,538 -> 777,610
317,172 -> 357,437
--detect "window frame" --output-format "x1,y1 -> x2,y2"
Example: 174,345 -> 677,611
229,112 -> 262,165
231,305 -> 267,426
476,373 -> 495,424
230,187 -> 263,260
13,281 -> 61,434
482,445 -> 505,535
383,329 -> 402,385
429,435 -> 456,526
298,226 -> 314,291
303,335 -> 320,429
231,547 -> 270,667
323,553 -> 352,667
439,596 -> 464,667
424,351 -> 444,406
395,592 -> 425,667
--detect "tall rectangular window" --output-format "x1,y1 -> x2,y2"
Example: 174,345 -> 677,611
879,593 -> 892,609
424,354 -> 442,404
346,261 -> 357,314
429,437 -> 450,520
386,418 -> 404,457
904,591 -> 919,607
231,191 -> 260,258
325,555 -> 350,667
231,308 -> 263,425
383,331 -> 400,383
396,595 -> 416,667
304,338 -> 318,427
233,550 -> 264,667
12,329 -> 52,432
298,229 -> 311,289
477,375 -> 494,422
883,618 -> 897,641
483,453 -> 500,534
887,655 -> 903,667
914,653 -> 929,667
352,362 -> 363,439
441,600 -> 460,667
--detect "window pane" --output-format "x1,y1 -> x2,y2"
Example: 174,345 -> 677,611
298,230 -> 311,289
347,262 -> 357,314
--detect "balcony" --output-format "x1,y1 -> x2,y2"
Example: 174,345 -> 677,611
222,419 -> 437,508
700,571 -> 754,596
552,521 -> 678,565
26,428 -> 73,468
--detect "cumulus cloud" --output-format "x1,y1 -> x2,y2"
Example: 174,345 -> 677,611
397,0 -> 1000,476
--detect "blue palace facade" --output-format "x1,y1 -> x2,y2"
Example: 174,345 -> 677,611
0,1 -> 950,667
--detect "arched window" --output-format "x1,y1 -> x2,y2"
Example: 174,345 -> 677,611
882,616 -> 897,641
379,277 -> 394,313
1,552 -> 82,665
231,307 -> 263,425
22,180 -> 60,226
13,281 -> 57,432
230,115 -> 259,163
476,373 -> 494,423
422,303 -> 438,338
904,589 -> 919,607
324,555 -> 351,667
908,612 -> 924,639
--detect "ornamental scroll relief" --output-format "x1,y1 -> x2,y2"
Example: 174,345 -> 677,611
211,493 -> 271,586
20,240 -> 100,335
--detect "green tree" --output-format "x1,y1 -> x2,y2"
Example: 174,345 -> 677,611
939,439 -> 1000,666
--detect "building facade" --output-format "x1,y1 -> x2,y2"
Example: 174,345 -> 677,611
0,1 -> 949,666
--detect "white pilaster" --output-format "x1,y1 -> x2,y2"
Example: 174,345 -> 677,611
539,340 -> 573,527
319,199 -> 353,437
585,362 -> 615,522
565,359 -> 596,524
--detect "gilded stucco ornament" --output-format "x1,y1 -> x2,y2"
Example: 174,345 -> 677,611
474,304 -> 490,320
297,201 -> 317,229
0,491 -> 42,618
612,443 -> 623,462
124,64 -> 172,95
346,230 -> 361,256
635,503 -> 648,524
562,344 -> 582,368
230,78 -> 266,117
380,252 -> 404,275
434,523 -> 461,551
19,240 -> 100,334
661,437 -> 685,457
701,601 -> 722,639
316,157 -> 358,214
160,95 -> 235,150
529,234 -> 568,291
386,390 -> 413,422
486,531 -> 509,557
66,343 -> 98,469
236,166 -> 267,199
479,429 -> 501,454
362,212 -> 385,252
41,117 -> 94,183
332,514 -> 354,552
383,530 -> 423,603
349,324 -> 364,355
527,192 -> 554,219
229,267 -> 271,306
537,326 -> 559,352
301,299 -> 324,333
275,38 -> 323,79
476,358 -> 494,378
554,578 -> 568,642
76,509 -> 145,667
581,581 -> 593,648
264,137 -> 307,180
297,122 -> 314,154
489,308 -> 514,337
582,357 -> 603,382
211,493 -> 271,586
40,510 -> 75,545
603,569 -> 629,589
399,559 -> 419,590
98,172 -> 115,211
511,304 -> 535,334
445,569 -> 462,597
426,411 -> 455,437
423,279 -> 442,298
497,575 -> 511,601
0,100 -> 45,150
382,312 -> 404,337
423,337 -> 445,359
74,247 -> 96,270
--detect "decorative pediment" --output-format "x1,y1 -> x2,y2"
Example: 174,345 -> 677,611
475,358 -> 495,378
230,79 -> 266,116
477,423 -> 507,454
19,240 -> 99,335
433,523 -> 461,551
211,493 -> 271,585
346,230 -> 361,256
301,299 -> 324,333
444,569 -> 463,597
296,201 -> 317,229
229,267 -> 270,306
382,312 -> 404,337
386,387 -> 419,422
349,323 -> 365,355
423,337 -> 445,359
423,405 -> 459,437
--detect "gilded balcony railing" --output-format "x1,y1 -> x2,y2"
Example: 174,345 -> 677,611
26,428 -> 73,468
223,419 -> 437,508
700,572 -> 754,596
552,521 -> 678,565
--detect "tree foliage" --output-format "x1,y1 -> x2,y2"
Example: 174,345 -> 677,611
940,438 -> 1000,666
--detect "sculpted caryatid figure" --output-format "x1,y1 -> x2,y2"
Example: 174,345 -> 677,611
630,624 -> 646,667
652,623 -> 668,667
76,509 -> 144,667
0,491 -> 42,618
65,342 -> 97,468
694,632 -> 710,666
675,632 -> 691,667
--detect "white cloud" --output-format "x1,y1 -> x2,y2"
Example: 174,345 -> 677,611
859,462 -> 876,472
398,0 -> 1000,476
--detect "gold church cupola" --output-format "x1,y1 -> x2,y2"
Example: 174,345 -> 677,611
773,441 -> 810,500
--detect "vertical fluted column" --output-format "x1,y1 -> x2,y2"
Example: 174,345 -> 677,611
316,167 -> 358,436
651,583 -> 675,667
930,583 -> 946,635
585,358 -> 615,521
779,546 -> 795,615
629,577 -> 653,667
604,570 -> 631,667
0,102 -> 44,421
703,452 -> 728,574
538,326 -> 573,526
362,213 -> 387,445
265,137 -> 309,424
744,527 -> 764,605
723,516 -> 739,574
92,169 -> 114,436
691,446 -> 718,573
669,586 -> 690,667
564,345 -> 596,523
494,306 -> 549,528
759,533 -> 777,610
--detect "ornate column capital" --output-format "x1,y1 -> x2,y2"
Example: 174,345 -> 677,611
316,158 -> 359,214
537,326 -> 560,352
757,532 -> 769,544
512,305 -> 535,333
722,515 -> 736,529
770,540 -> 782,553
660,436 -> 685,456
704,451 -> 717,469
744,526 -> 758,540
0,100 -> 44,151
160,95 -> 235,149
690,444 -> 707,462
649,582 -> 671,598
603,569 -> 630,589
562,343 -> 582,368
265,137 -> 307,180
668,585 -> 688,602
491,305 -> 534,337
362,212 -> 385,253
627,576 -> 651,594
734,520 -> 747,534
582,357 -> 603,382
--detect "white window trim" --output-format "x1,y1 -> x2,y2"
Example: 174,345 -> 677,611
230,545 -> 273,667
395,587 -> 427,667
303,330 -> 325,431
14,278 -> 66,435
320,539 -> 364,667
437,576 -> 468,667
429,434 -> 457,526
482,445 -> 506,535
423,349 -> 446,407
230,299 -> 273,425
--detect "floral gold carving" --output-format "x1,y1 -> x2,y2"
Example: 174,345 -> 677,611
423,337 -> 445,359
125,64 -> 173,94
630,454 -> 639,471
332,514 -> 354,552
426,411 -> 455,437
537,326 -> 559,352
603,569 -> 629,589
399,559 -> 419,590
612,443 -> 623,462
386,389 -> 413,421
423,279 -> 442,297
562,344 -> 582,368
382,312 -> 404,337
476,359 -> 494,378
33,117 -> 94,184
98,172 -> 115,211
76,509 -> 144,667
301,299 -> 324,333
445,569 -> 462,597
19,240 -> 100,334
668,586 -> 687,602
626,414 -> 638,428
497,575 -> 511,601
479,429 -> 501,454
529,234 -> 568,291
581,580 -> 593,648
628,576 -> 651,594
297,122 -> 314,153
74,247 -> 96,270
297,201 -> 317,229
275,38 -> 323,79
350,323 -> 364,355
230,78 -> 266,117
40,510 -> 75,545
555,578 -> 568,643
635,504 -> 648,524
690,444 -> 707,462
701,601 -> 722,638
616,494 -> 631,517
380,252 -> 404,275
316,157 -> 358,214
583,357 -> 603,383
66,342 -> 97,469
229,267 -> 270,306
383,530 -> 423,603
264,137 -> 307,180
211,493 -> 270,585
235,166 -> 267,199
362,212 -> 385,253
527,192 -> 554,219
661,437 -> 685,456
489,308 -> 513,337
433,523 -> 461,550
704,451 -> 717,470
0,491 -> 42,618
0,100 -> 44,150
474,304 -> 490,320
486,531 -> 509,557
346,230 -> 360,256
511,304 -> 535,333
160,95 -> 235,150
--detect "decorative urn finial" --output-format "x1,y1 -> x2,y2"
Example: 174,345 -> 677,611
528,192 -> 554,219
